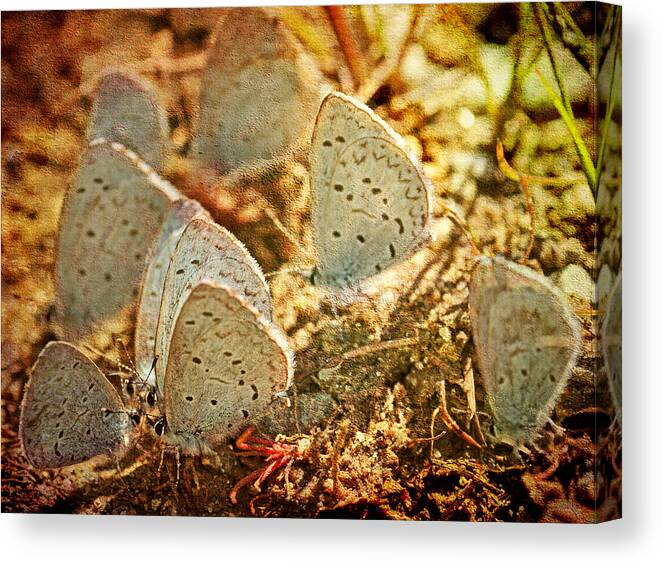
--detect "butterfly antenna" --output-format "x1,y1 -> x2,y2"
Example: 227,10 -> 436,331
115,337 -> 140,376
264,265 -> 315,279
131,356 -> 156,390
495,139 -> 542,263
84,344 -> 135,377
263,206 -> 316,257
261,207 -> 317,279
318,336 -> 418,377
113,338 -> 156,395
432,200 -> 481,257
148,356 -> 158,378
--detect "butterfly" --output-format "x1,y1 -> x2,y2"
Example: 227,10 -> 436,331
87,70 -> 167,170
20,341 -> 136,468
134,199 -> 209,381
54,138 -> 190,342
194,7 -> 325,176
55,71 -> 183,342
469,256 -> 582,448
136,216 -> 293,455
21,216 -> 294,466
308,91 -> 433,289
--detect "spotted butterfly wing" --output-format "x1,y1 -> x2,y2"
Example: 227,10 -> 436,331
469,257 -> 582,446
153,217 -> 273,390
55,140 -> 183,341
134,199 -> 208,381
20,341 -> 130,468
162,281 -> 293,445
310,92 -> 432,288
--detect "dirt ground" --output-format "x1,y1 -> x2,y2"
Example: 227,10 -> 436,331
1,5 -> 621,520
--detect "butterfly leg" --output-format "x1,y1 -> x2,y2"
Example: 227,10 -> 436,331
158,443 -> 169,474
130,428 -> 151,456
108,448 -> 127,488
448,408 -> 491,448
431,380 -> 482,451
174,447 -> 181,487
157,444 -> 180,486
328,297 -> 340,320
547,417 -> 567,436
472,416 -> 487,447
186,456 -> 201,493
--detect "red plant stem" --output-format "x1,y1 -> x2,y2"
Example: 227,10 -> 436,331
325,5 -> 369,88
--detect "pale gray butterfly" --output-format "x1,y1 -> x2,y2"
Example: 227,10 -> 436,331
134,199 -> 208,381
20,341 -> 132,468
87,70 -> 167,170
153,280 -> 293,454
468,256 -> 582,448
309,91 -> 433,289
55,139 -> 184,342
152,216 -> 273,392
601,272 -> 622,421
193,7 -> 324,176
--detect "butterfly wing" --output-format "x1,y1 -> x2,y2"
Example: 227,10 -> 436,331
87,71 -> 167,169
19,341 -> 130,468
154,217 -> 273,390
55,140 -> 182,342
469,257 -> 582,445
134,199 -> 208,381
163,281 -> 293,441
193,7 -> 324,175
310,92 -> 432,288
602,272 -> 622,421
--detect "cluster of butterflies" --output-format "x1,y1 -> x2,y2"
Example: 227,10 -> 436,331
20,7 -> 618,473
